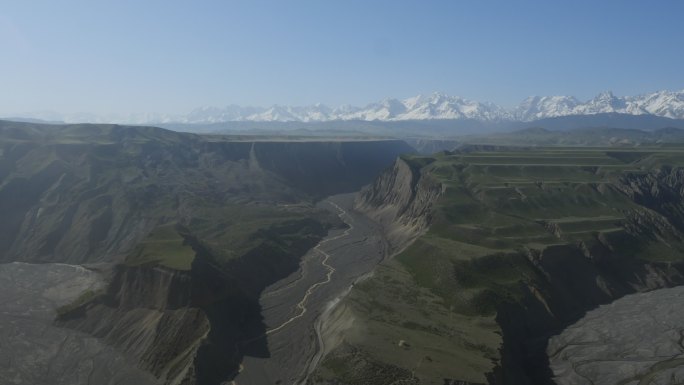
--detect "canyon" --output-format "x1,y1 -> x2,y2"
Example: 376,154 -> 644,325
4,120 -> 684,385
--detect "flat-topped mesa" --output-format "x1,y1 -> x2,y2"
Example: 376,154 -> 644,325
354,156 -> 444,253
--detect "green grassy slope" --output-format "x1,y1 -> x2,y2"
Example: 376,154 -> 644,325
0,120 -> 411,271
316,145 -> 684,385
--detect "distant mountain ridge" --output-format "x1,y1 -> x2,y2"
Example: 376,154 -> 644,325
7,90 -> 684,124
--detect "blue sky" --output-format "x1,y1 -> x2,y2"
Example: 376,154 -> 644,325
1,0 -> 683,115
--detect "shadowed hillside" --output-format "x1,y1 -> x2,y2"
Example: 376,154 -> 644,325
0,120 -> 413,266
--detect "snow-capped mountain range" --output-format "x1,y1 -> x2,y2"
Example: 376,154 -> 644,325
514,90 -> 684,121
8,90 -> 684,124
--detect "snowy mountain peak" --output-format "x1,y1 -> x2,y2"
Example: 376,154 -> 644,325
514,95 -> 581,121
595,90 -> 615,99
9,90 -> 684,124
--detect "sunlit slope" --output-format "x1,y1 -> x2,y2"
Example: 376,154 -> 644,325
316,146 -> 684,385
399,149 -> 684,314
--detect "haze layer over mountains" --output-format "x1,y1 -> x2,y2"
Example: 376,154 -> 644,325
10,90 -> 684,125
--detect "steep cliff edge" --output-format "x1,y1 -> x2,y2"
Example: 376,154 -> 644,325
313,147 -> 684,385
57,219 -> 327,385
354,156 -> 444,253
57,264 -> 210,385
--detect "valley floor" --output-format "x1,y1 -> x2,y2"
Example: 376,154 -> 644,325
234,193 -> 389,385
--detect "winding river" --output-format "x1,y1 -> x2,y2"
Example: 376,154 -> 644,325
233,193 -> 388,385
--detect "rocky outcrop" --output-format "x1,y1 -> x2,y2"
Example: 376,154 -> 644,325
617,167 -> 684,231
354,157 -> 443,253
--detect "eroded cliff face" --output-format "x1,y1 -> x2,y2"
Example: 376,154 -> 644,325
354,157 -> 443,253
57,219 -> 328,385
57,265 -> 210,385
309,158 -> 446,384
617,167 -> 684,230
